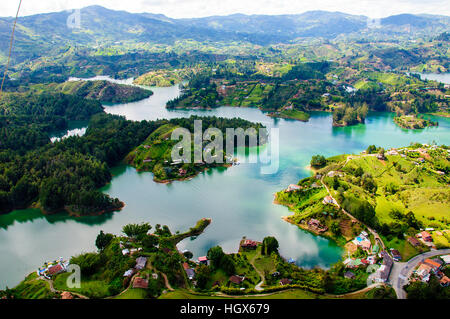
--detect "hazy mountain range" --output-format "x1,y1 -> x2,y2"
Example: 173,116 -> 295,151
0,5 -> 449,63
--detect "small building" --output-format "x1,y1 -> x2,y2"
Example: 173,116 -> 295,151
185,268 -> 195,280
286,184 -> 302,192
440,276 -> 450,287
440,255 -> 450,264
179,168 -> 187,176
229,275 -> 245,285
182,262 -> 190,270
390,249 -> 402,262
279,278 -> 292,286
421,231 -> 433,242
47,264 -> 64,277
135,257 -> 147,270
198,256 -> 208,265
344,271 -> 356,279
416,263 -> 432,282
241,239 -> 258,249
308,219 -> 328,233
423,259 -> 442,273
123,269 -> 134,277
322,196 -> 336,205
133,277 -> 149,289
407,237 -> 421,247
122,248 -> 130,256
375,252 -> 393,283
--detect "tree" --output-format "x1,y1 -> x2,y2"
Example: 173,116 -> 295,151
207,246 -> 225,269
183,251 -> 193,259
330,222 -> 341,236
95,230 -> 114,251
262,236 -> 279,255
122,223 -> 152,239
195,264 -> 211,290
141,234 -> 159,250
310,155 -> 327,168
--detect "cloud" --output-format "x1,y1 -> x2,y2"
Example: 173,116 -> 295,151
1,0 -> 449,18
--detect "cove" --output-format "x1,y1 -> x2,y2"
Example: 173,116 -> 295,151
1,84 -> 449,290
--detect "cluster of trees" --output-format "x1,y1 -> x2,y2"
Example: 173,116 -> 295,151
310,155 -> 327,168
0,92 -> 103,153
332,103 -> 368,127
405,275 -> 450,299
207,246 -> 236,276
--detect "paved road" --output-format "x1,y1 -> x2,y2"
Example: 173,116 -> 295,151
389,249 -> 450,299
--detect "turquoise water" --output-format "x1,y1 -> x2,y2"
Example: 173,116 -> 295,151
417,73 -> 450,84
1,84 -> 449,290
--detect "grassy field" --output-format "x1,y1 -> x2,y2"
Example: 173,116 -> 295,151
114,288 -> 148,299
8,273 -> 56,299
53,272 -> 111,299
273,109 -> 311,122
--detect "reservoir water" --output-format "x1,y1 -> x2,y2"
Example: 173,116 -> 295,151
1,84 -> 449,289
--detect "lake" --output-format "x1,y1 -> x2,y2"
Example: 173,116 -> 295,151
416,72 -> 450,84
1,84 -> 449,289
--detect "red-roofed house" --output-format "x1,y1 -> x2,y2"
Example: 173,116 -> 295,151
198,256 -> 208,265
241,239 -> 258,249
421,231 -> 433,242
47,264 -> 64,276
229,275 -> 245,285
133,277 -> 149,289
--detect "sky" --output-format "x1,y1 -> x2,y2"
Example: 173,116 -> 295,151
1,0 -> 449,19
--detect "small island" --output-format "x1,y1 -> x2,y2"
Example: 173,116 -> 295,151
332,104 -> 368,127
394,114 -> 438,129
126,117 -> 266,183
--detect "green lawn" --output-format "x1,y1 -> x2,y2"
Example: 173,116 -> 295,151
53,273 -> 111,299
114,288 -> 148,299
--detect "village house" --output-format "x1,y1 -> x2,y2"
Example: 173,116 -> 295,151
343,258 -> 364,269
185,268 -> 195,280
407,237 -> 421,247
387,149 -> 399,156
135,257 -> 148,270
441,255 -> 450,264
416,263 -> 432,282
308,219 -> 328,233
327,171 -> 343,178
123,269 -> 135,277
286,184 -> 302,192
390,249 -> 402,262
322,196 -> 337,205
423,258 -> 442,273
279,278 -> 292,286
419,231 -> 433,242
353,232 -> 372,252
440,276 -> 450,287
47,264 -> 65,277
374,252 -> 393,283
241,239 -> 258,249
178,168 -> 187,176
229,275 -> 245,285
198,256 -> 208,265
344,271 -> 356,279
133,277 -> 149,289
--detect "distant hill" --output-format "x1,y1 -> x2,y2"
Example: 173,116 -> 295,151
0,6 -> 449,64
